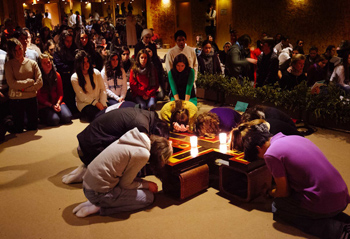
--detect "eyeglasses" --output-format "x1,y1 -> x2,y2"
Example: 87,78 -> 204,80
122,53 -> 130,56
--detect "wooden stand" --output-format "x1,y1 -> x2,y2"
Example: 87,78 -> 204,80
219,164 -> 272,202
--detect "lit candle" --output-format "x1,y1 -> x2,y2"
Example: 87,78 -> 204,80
219,133 -> 227,144
219,144 -> 227,154
190,148 -> 198,157
190,136 -> 198,148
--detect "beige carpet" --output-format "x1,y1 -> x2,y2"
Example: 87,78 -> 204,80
1,99 -> 350,239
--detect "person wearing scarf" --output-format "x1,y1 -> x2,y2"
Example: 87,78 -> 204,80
130,49 -> 158,110
168,54 -> 197,106
197,40 -> 222,75
279,54 -> 307,90
37,53 -> 72,126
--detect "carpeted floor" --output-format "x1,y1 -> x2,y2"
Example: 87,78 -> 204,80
1,98 -> 350,239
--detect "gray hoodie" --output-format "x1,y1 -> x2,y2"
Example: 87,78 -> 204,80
83,127 -> 150,193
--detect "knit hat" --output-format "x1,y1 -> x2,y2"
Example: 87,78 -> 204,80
223,41 -> 232,49
141,29 -> 152,40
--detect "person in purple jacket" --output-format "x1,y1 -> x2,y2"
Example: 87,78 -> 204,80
240,119 -> 350,238
195,107 -> 241,137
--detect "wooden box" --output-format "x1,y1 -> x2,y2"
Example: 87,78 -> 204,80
219,164 -> 272,202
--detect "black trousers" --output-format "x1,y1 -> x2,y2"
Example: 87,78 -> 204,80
10,97 -> 38,133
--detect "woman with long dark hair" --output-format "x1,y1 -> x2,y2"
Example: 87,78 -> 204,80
53,30 -> 78,114
101,51 -> 127,105
129,49 -> 158,110
169,53 -> 197,105
71,50 -> 107,122
37,53 -> 72,126
76,30 -> 103,71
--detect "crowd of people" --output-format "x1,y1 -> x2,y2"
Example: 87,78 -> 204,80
1,8 -> 350,239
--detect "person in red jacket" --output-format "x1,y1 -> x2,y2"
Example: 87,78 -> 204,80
130,49 -> 159,110
37,53 -> 72,126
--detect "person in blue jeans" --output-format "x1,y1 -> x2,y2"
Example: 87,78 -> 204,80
37,53 -> 72,126
72,128 -> 172,217
129,49 -> 158,111
239,119 -> 350,239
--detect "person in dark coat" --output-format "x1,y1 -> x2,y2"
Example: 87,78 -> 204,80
197,40 -> 221,75
53,30 -> 78,114
256,37 -> 279,87
62,107 -> 169,184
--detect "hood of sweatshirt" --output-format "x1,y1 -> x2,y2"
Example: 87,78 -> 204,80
118,127 -> 151,151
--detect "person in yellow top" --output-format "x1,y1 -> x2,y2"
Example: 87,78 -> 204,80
160,100 -> 197,132
42,12 -> 54,31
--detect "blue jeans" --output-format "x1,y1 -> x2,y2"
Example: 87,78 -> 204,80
83,186 -> 154,216
134,96 -> 156,110
39,104 -> 72,126
272,197 -> 348,238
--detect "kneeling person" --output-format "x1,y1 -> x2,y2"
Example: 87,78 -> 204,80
73,127 -> 172,217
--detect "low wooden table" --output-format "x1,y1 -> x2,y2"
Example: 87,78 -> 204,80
162,132 -> 272,201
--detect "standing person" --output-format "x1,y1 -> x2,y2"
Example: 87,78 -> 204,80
53,30 -> 78,115
101,51 -> 128,105
239,120 -> 350,239
0,49 -> 13,141
205,3 -> 216,37
37,53 -> 72,126
125,11 -> 137,48
130,49 -> 158,110
219,41 -> 232,66
5,38 -> 43,133
304,46 -> 320,74
273,35 -> 293,56
42,12 -> 54,31
168,54 -> 197,105
197,40 -> 222,76
71,50 -> 107,122
165,30 -> 198,81
72,127 -> 173,218
225,34 -> 257,80
256,37 -> 279,87
13,29 -> 39,62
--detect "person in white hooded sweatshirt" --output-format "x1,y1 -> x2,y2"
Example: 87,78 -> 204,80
73,127 -> 172,217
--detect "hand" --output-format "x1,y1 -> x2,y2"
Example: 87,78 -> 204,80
148,182 -> 158,193
247,58 -> 257,65
118,97 -> 124,102
53,103 -> 61,112
142,95 -> 149,100
95,102 -> 105,110
173,122 -> 189,132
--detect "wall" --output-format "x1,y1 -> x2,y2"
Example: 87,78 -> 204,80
229,0 -> 350,52
146,0 -> 176,46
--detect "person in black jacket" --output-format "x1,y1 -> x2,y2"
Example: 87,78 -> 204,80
256,37 -> 279,87
53,30 -> 78,114
197,40 -> 221,75
62,107 -> 169,184
280,54 -> 307,90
